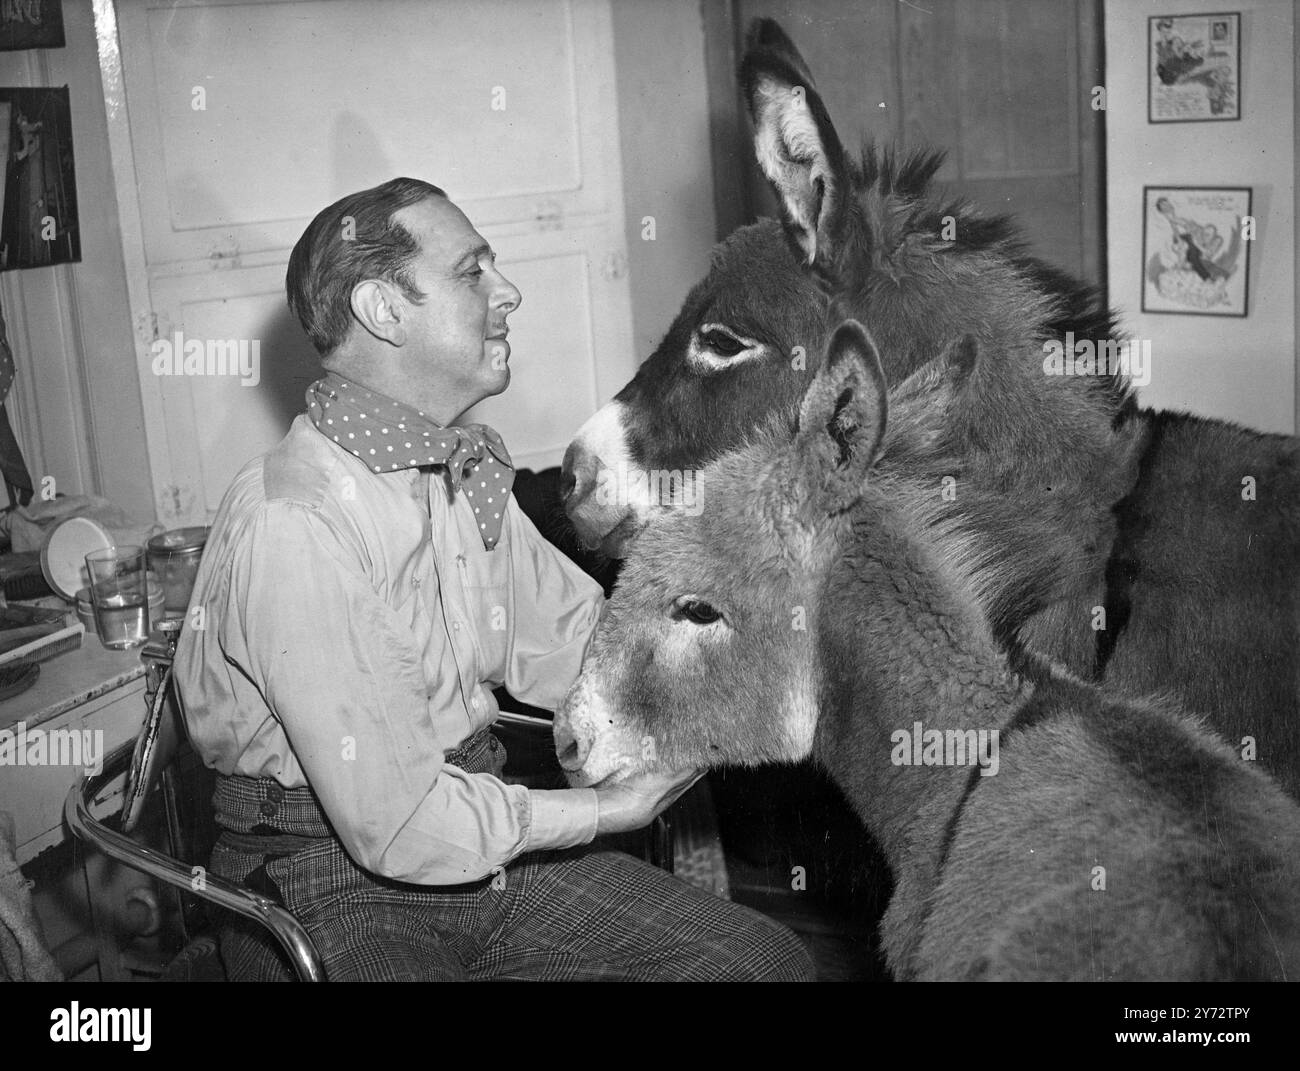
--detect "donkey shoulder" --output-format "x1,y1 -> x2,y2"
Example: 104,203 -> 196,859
1102,409 -> 1300,795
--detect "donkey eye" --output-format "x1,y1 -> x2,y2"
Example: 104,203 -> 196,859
698,328 -> 748,358
672,596 -> 723,625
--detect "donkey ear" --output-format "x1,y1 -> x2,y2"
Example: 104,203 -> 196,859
793,320 -> 888,515
741,19 -> 849,271
743,18 -> 815,82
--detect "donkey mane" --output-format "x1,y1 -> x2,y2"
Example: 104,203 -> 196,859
850,353 -> 1085,644
828,142 -> 1132,414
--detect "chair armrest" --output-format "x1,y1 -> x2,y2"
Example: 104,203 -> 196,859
494,709 -> 555,734
64,742 -> 326,982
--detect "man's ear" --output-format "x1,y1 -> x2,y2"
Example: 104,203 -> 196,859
741,18 -> 849,272
351,279 -> 406,345
792,320 -> 888,516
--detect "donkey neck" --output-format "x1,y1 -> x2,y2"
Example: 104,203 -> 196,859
878,355 -> 1149,677
812,498 -> 1031,887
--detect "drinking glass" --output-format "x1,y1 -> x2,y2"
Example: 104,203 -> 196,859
85,545 -> 150,650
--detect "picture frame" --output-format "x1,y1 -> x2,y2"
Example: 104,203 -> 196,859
0,0 -> 65,51
0,87 -> 82,272
1148,12 -> 1241,122
1141,186 -> 1251,317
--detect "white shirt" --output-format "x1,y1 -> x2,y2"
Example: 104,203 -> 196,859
173,415 -> 603,885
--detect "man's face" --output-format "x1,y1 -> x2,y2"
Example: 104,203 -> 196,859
392,196 -> 522,411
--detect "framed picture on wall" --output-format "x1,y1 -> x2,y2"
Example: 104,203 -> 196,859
0,0 -> 64,51
1142,186 -> 1251,317
0,87 -> 81,272
1148,13 -> 1241,122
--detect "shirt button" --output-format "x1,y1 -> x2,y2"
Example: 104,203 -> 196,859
453,622 -> 461,632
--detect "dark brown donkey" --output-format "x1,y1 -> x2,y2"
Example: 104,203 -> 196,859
563,20 -> 1300,797
555,322 -> 1300,981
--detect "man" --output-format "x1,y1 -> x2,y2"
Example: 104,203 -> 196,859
173,177 -> 813,982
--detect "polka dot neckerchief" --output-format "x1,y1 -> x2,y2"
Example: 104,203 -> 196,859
306,373 -> 515,551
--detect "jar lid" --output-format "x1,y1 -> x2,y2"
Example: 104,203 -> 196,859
147,526 -> 211,555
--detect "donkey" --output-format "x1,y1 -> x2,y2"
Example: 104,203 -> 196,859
555,322 -> 1300,981
563,19 -> 1300,798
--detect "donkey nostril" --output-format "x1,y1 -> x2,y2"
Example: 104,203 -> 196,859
559,468 -> 577,502
561,442 -> 596,506
554,720 -> 591,770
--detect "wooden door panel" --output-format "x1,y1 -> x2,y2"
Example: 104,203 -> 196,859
897,0 -> 961,183
719,0 -> 1102,281
104,0 -> 634,525
964,175 -> 1086,278
739,0 -> 901,130
464,223 -> 635,473
737,0 -> 900,221
116,0 -> 619,266
147,228 -> 631,524
952,0 -> 1079,180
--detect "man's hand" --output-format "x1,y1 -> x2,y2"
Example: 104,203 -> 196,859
593,766 -> 704,836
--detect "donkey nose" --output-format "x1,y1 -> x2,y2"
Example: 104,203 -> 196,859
553,716 -> 592,772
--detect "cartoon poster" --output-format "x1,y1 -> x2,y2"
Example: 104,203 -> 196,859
1142,187 -> 1250,317
1149,13 -> 1240,122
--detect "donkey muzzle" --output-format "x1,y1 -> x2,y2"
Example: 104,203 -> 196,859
553,683 -> 641,788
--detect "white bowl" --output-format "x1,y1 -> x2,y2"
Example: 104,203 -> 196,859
40,517 -> 115,601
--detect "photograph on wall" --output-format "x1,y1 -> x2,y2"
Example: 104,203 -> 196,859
0,0 -> 65,51
0,87 -> 81,271
1148,12 -> 1240,122
1142,186 -> 1250,317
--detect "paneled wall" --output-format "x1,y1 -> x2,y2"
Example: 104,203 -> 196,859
105,0 -> 636,525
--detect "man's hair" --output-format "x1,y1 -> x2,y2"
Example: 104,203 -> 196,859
286,177 -> 447,357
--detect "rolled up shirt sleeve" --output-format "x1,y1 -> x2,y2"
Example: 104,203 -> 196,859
227,501 -> 594,884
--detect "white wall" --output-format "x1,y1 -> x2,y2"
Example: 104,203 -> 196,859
1105,0 -> 1296,434
611,0 -> 717,361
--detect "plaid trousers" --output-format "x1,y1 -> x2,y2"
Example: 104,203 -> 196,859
209,731 -> 814,982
